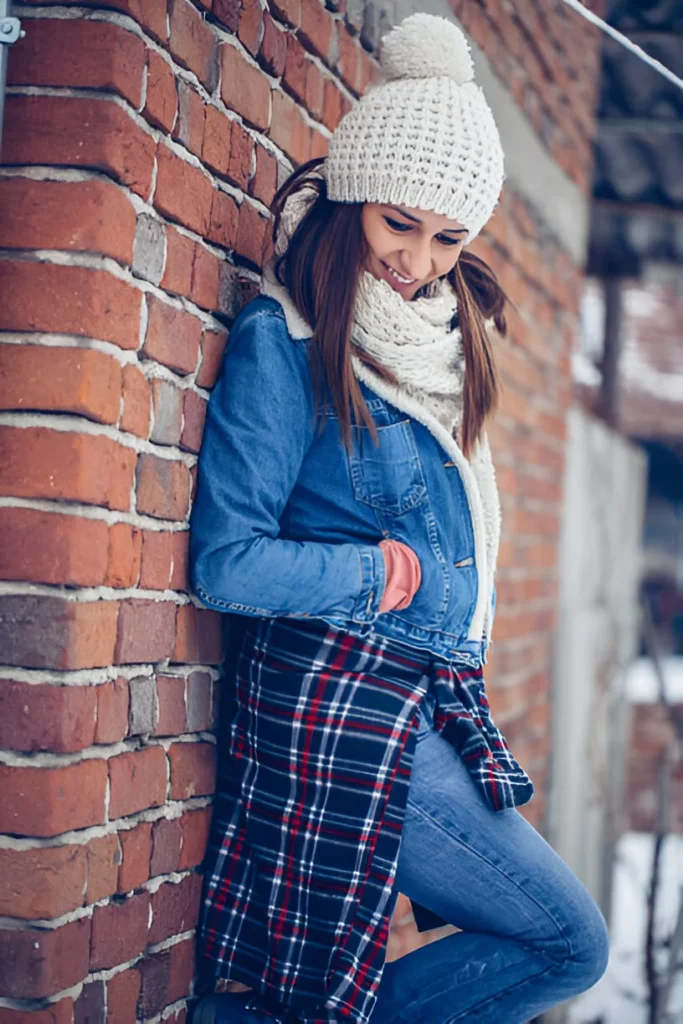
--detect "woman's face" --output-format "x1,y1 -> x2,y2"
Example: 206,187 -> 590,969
361,203 -> 468,301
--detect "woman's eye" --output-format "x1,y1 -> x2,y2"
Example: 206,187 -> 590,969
437,234 -> 462,247
384,217 -> 413,232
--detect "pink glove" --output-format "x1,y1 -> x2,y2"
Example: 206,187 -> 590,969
379,540 -> 422,614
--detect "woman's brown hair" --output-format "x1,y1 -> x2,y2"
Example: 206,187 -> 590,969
272,158 -> 507,457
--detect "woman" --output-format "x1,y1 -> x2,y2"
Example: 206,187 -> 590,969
190,14 -> 609,1024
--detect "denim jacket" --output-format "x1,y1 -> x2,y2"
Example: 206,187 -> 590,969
190,293 -> 499,669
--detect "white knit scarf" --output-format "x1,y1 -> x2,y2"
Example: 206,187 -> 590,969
261,182 -> 501,641
352,272 -> 464,435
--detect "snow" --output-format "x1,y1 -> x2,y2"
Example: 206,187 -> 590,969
569,833 -> 683,1024
625,656 -> 683,704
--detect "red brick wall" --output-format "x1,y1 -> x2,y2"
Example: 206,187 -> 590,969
625,703 -> 683,834
0,0 -> 603,1016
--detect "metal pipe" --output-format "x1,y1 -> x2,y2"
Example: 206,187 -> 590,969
0,1 -> 23,160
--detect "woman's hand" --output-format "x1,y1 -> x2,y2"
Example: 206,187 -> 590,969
379,540 -> 422,613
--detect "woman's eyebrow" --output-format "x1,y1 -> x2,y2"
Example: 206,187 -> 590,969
385,207 -> 467,234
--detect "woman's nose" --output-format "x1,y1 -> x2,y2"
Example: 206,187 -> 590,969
400,240 -> 432,281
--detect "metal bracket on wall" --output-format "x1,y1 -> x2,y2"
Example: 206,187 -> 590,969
0,16 -> 22,44
0,3 -> 24,158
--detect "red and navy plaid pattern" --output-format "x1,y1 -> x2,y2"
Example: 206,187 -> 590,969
199,618 -> 533,1023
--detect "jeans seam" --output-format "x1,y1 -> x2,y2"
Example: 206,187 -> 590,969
404,799 -> 573,963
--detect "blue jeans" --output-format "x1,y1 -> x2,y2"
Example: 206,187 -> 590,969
371,698 -> 610,1023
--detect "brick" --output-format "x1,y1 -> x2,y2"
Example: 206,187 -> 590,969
4,95 -> 156,200
167,938 -> 195,1003
108,745 -> 168,820
270,89 -> 310,165
0,844 -> 87,919
174,80 -> 207,158
201,104 -> 232,179
0,508 -> 108,588
189,244 -> 221,311
0,427 -> 136,511
74,980 -> 105,1024
171,531 -> 190,591
90,891 -> 151,971
0,595 -> 119,671
336,25 -> 359,92
105,523 -> 142,589
127,0 -> 170,42
227,120 -> 253,191
305,62 -> 325,122
136,454 -> 192,521
118,821 -> 153,893
107,966 -> 141,1023
161,226 -> 194,299
9,20 -> 145,107
0,344 -> 121,423
186,670 -> 213,730
129,675 -> 159,735
138,952 -> 172,1019
250,143 -> 277,207
300,0 -> 333,61
169,0 -> 218,90
145,50 -> 178,133
172,604 -> 223,664
96,677 -> 130,745
220,264 -> 251,320
207,189 -> 239,250
168,741 -> 217,799
0,678 -> 98,754
121,364 -> 151,439
115,598 -> 177,664
150,816 -> 183,876
271,0 -> 301,27
239,0 -> 264,56
0,996 -> 74,1023
138,939 -> 193,1018
322,78 -> 342,132
154,144 -> 213,235
0,261 -> 142,350
260,13 -> 287,78
140,531 -> 174,590
86,833 -> 121,904
0,178 -> 136,265
0,759 -> 107,837
132,213 -> 166,286
310,130 -> 328,160
180,390 -> 208,453
0,918 -> 91,1000
143,295 -> 202,376
220,44 -> 271,130
196,329 -> 228,388
179,806 -> 212,869
151,378 -> 183,445
235,201 -> 268,268
283,33 -> 308,103
213,0 -> 240,32
155,674 -> 187,736
149,873 -> 202,944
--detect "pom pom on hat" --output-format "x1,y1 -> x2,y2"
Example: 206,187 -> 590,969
380,12 -> 474,85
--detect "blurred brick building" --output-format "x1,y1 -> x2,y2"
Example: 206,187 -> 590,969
0,0 -> 609,1019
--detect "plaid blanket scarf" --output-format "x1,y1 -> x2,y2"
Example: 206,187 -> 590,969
198,617 -> 533,1023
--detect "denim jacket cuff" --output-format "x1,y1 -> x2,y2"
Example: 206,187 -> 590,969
353,545 -> 386,623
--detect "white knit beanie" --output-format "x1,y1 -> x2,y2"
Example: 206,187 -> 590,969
325,13 -> 505,242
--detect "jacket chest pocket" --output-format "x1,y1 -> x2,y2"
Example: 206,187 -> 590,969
349,420 -> 427,516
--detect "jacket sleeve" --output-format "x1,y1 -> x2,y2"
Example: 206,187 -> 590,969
189,305 -> 386,624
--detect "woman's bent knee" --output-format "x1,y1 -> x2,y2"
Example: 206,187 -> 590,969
563,899 -> 610,994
